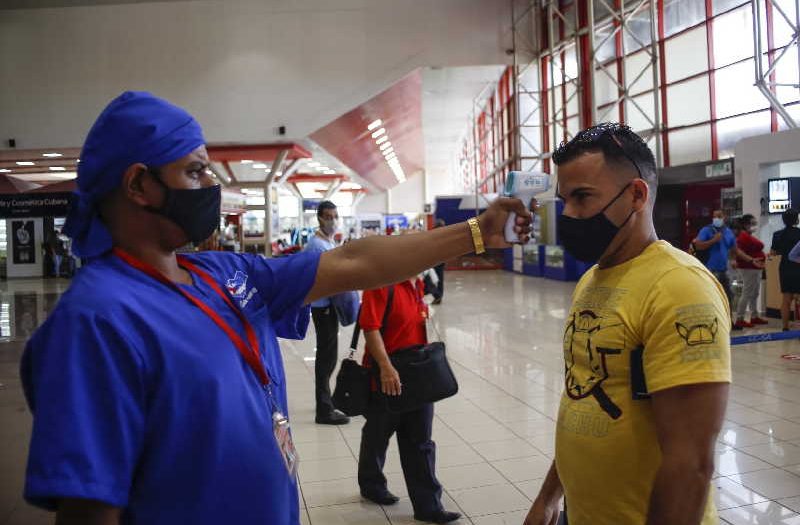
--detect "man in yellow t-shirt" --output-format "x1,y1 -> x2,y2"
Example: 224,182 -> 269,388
524,124 -> 730,525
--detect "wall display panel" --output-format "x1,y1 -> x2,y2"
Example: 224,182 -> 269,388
713,6 -> 755,68
715,59 -> 771,118
664,0 -> 707,37
625,51 -> 655,93
664,27 -> 709,82
625,91 -> 657,133
669,124 -> 713,165
717,110 -> 771,158
667,75 -> 711,127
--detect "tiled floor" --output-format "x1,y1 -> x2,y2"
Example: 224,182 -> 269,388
4,271 -> 800,523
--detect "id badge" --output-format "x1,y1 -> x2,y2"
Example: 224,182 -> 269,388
272,411 -> 299,478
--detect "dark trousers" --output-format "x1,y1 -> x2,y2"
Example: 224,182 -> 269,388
433,263 -> 445,300
358,403 -> 443,515
311,306 -> 339,416
712,270 -> 734,313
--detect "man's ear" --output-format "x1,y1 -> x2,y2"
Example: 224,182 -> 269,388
632,179 -> 649,210
122,163 -> 159,207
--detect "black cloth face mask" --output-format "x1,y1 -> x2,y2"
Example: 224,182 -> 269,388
147,170 -> 222,243
557,183 -> 635,263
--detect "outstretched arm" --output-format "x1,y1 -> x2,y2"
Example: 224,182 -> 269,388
305,198 -> 532,304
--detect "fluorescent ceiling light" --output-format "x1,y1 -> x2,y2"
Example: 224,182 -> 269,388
375,136 -> 389,145
383,147 -> 395,156
316,166 -> 329,171
307,161 -> 320,167
385,153 -> 397,161
49,166 -> 66,171
0,169 -> 10,173
42,152 -> 63,158
371,128 -> 386,139
16,161 -> 34,166
252,163 -> 268,169
323,170 -> 336,175
367,119 -> 383,130
379,142 -> 392,151
240,160 -> 253,164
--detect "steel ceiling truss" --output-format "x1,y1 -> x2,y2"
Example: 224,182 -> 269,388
589,0 -> 662,166
511,0 -> 662,173
752,0 -> 800,128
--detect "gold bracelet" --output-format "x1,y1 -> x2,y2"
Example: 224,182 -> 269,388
467,217 -> 486,255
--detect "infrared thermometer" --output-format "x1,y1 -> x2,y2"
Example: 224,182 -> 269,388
502,171 -> 551,243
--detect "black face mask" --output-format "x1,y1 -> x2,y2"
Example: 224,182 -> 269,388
147,171 -> 222,243
557,183 -> 635,263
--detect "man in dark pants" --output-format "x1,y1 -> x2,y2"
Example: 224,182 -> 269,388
432,219 -> 446,304
357,279 -> 460,524
304,201 -> 349,425
359,404 -> 444,516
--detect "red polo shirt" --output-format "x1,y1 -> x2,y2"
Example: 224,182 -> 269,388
360,279 -> 428,366
736,231 -> 766,269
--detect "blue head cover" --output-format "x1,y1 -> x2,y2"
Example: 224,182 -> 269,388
64,91 -> 206,258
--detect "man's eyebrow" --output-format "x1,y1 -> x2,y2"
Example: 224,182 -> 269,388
186,161 -> 209,170
556,185 -> 594,200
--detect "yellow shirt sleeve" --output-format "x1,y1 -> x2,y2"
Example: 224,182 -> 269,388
639,266 -> 732,394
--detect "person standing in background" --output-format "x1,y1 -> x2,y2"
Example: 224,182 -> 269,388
770,209 -> 800,331
734,214 -> 767,329
357,277 -> 460,524
431,219 -> 446,305
304,200 -> 350,425
693,210 -> 760,329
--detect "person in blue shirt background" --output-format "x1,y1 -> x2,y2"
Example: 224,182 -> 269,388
303,200 -> 350,425
693,209 -> 760,328
20,91 -> 532,525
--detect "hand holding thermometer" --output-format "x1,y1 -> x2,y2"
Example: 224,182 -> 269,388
502,171 -> 551,243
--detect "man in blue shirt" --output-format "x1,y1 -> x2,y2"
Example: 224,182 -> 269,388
21,91 -> 533,525
304,200 -> 349,425
693,209 -> 757,327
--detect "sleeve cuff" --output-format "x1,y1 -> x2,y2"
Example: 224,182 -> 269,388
25,476 -> 129,511
647,373 -> 732,395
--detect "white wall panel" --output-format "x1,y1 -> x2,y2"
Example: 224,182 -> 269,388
664,26 -> 708,82
667,75 -> 711,127
0,0 -> 511,149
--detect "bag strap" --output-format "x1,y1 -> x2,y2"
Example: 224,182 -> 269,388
349,285 -> 395,356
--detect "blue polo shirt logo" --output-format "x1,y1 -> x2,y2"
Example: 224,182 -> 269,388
226,271 -> 248,298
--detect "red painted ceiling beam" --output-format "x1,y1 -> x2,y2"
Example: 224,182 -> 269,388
287,174 -> 347,184
208,143 -> 312,162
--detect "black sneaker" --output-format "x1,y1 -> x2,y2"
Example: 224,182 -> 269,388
315,409 -> 350,425
360,489 -> 400,506
414,510 -> 462,523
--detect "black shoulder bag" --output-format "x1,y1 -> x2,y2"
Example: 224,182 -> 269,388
331,287 -> 394,416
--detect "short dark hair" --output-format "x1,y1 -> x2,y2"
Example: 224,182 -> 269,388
783,208 -> 799,227
552,123 -> 658,201
739,214 -> 755,228
317,200 -> 337,217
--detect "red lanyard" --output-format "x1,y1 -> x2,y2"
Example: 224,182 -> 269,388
113,248 -> 269,386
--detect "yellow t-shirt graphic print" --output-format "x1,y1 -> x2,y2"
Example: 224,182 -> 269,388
555,241 -> 731,525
